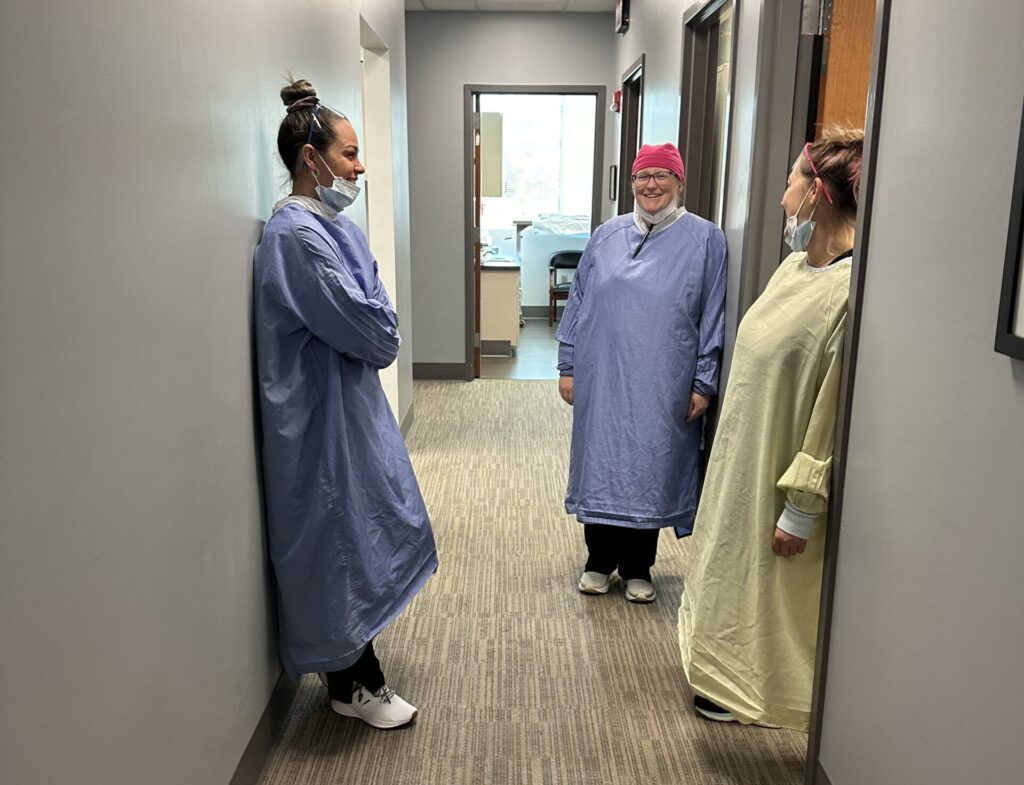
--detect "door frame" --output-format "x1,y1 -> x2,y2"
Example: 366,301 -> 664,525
359,38 -> 400,414
616,56 -> 645,214
806,2 -> 892,782
462,85 -> 608,380
700,0 -> 891,779
679,0 -> 740,223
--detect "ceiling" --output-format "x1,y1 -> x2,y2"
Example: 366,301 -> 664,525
406,1 -> 617,12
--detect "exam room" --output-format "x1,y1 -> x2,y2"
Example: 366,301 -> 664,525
474,91 -> 602,380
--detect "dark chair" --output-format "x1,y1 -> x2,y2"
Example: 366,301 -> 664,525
548,250 -> 583,325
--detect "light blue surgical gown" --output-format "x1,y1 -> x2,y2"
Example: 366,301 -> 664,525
556,209 -> 727,534
253,197 -> 437,678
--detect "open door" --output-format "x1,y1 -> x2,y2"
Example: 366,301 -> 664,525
464,86 -> 606,381
471,96 -> 483,378
811,0 -> 877,135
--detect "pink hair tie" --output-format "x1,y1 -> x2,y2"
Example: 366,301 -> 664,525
803,142 -> 834,205
286,96 -> 319,114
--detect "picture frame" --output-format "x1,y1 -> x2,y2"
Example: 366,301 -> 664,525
995,99 -> 1024,361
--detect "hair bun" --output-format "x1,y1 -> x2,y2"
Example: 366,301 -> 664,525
280,79 -> 317,108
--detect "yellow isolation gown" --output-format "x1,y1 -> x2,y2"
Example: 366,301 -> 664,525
678,251 -> 851,731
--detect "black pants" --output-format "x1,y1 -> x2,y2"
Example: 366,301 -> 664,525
325,640 -> 385,703
584,524 -> 660,582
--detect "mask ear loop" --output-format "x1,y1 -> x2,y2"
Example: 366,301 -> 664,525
312,149 -> 338,182
791,186 -> 814,223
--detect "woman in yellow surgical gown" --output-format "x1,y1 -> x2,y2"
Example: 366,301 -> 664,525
678,127 -> 864,731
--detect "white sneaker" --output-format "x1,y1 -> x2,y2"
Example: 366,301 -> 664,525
330,683 -> 418,729
578,570 -> 614,594
624,578 -> 656,603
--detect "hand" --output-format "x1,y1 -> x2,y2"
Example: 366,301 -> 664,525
772,527 -> 808,558
558,376 -> 574,406
685,392 -> 710,423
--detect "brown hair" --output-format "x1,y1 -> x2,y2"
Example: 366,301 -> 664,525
802,126 -> 864,220
276,79 -> 345,176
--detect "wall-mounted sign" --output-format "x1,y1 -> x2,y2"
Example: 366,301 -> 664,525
616,0 -> 630,34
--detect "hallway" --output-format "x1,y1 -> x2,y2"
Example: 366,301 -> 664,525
258,380 -> 806,785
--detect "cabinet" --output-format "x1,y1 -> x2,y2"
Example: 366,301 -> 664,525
480,260 -> 521,355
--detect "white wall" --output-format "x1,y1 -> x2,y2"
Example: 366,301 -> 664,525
819,2 -> 1024,782
0,1 -> 413,783
361,7 -> 419,424
406,11 -> 616,366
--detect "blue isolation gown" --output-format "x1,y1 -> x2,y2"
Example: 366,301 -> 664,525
556,209 -> 727,534
253,196 -> 437,678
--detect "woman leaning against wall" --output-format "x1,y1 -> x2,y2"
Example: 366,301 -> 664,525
253,79 -> 437,730
679,127 -> 864,732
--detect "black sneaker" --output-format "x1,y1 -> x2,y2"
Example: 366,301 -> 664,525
694,695 -> 736,723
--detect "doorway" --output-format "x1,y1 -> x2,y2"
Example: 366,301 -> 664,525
678,0 -> 889,782
617,57 -> 645,215
463,85 -> 606,380
802,2 -> 888,783
360,20 -> 399,413
680,0 -> 736,226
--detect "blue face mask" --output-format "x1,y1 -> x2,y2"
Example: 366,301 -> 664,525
313,151 -> 361,212
784,189 -> 817,252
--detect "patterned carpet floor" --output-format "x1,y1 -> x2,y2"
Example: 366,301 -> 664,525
259,380 -> 807,785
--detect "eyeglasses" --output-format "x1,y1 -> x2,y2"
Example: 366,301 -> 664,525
631,172 -> 676,185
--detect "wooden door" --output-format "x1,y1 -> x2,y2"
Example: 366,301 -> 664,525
815,0 -> 877,133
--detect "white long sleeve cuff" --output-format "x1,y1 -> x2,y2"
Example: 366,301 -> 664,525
777,502 -> 819,540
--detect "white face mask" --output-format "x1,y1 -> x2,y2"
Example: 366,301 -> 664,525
313,151 -> 361,212
784,188 -> 817,252
635,202 -> 678,226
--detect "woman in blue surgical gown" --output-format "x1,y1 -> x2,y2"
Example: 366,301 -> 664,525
556,143 -> 727,604
679,127 -> 864,731
253,79 -> 436,730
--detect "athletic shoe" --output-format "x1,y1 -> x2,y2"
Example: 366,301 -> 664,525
624,578 -> 656,603
694,695 -> 736,723
578,570 -> 614,594
330,683 -> 418,729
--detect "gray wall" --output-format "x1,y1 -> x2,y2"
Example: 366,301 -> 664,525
614,0 -> 781,380
0,1 -> 413,783
406,11 -> 616,365
819,2 -> 1024,783
614,0 -> 690,146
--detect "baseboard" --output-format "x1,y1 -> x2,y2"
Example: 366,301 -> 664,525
400,401 -> 415,437
413,362 -> 469,380
815,760 -> 834,785
522,305 -> 563,319
229,671 -> 297,785
481,340 -> 514,357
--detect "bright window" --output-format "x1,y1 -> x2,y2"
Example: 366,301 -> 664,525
478,93 -> 596,232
